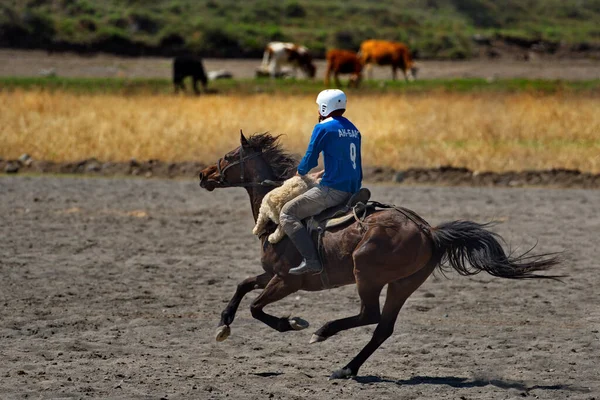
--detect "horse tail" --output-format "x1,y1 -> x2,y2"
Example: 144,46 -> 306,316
430,220 -> 561,280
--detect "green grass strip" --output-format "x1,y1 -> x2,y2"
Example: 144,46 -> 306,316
1,76 -> 599,95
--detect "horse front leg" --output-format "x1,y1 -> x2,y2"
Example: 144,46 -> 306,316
250,275 -> 308,332
216,272 -> 272,341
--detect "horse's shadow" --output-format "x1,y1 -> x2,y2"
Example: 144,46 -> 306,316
353,375 -> 587,393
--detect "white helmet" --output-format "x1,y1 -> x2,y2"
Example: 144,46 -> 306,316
316,89 -> 347,117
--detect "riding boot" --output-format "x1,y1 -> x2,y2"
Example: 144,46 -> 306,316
287,228 -> 322,275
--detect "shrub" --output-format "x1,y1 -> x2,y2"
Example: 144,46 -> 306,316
159,31 -> 185,48
128,11 -> 161,34
167,1 -> 183,14
95,26 -> 128,41
284,2 -> 306,18
55,18 -> 76,38
65,0 -> 97,17
78,16 -> 97,32
0,7 -> 30,46
451,0 -> 502,28
94,26 -> 138,54
304,38 -> 326,58
415,31 -> 473,59
331,30 -> 359,50
263,25 -> 288,42
108,15 -> 129,30
27,0 -> 49,7
587,0 -> 600,13
22,10 -> 56,38
253,1 -> 281,23
200,26 -> 241,56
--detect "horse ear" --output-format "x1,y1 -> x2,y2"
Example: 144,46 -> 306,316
240,130 -> 249,147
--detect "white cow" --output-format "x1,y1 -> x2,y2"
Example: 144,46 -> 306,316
257,42 -> 316,79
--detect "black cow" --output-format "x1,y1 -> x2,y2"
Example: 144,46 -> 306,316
173,55 -> 208,95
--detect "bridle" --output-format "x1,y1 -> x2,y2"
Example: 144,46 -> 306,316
215,146 -> 282,188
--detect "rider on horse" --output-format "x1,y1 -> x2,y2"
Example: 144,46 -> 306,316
280,89 -> 363,275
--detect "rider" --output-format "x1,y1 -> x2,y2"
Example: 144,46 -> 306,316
280,89 -> 362,275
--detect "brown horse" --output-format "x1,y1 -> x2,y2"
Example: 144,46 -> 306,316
198,132 -> 560,379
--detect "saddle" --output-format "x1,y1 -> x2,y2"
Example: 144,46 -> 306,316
305,187 -> 373,232
299,189 -> 431,289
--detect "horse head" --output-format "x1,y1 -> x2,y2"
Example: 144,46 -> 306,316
199,131 -> 295,191
199,131 -> 262,191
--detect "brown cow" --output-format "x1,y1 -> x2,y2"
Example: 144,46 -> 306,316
324,49 -> 363,88
359,40 -> 418,81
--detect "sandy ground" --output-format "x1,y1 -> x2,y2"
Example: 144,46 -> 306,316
0,175 -> 599,399
1,49 -> 600,80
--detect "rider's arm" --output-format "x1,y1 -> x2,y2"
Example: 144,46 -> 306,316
297,126 -> 327,175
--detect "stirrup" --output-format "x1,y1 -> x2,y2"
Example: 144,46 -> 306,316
288,259 -> 322,275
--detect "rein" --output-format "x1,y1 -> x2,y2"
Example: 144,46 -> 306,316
216,146 -> 283,188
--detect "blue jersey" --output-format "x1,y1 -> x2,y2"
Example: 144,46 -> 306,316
297,116 -> 362,193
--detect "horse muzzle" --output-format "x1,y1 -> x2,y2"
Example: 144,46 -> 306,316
198,172 -> 216,191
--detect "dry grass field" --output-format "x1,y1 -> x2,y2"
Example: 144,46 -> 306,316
1,90 -> 599,173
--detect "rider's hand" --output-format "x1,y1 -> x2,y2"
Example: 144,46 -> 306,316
310,170 -> 325,179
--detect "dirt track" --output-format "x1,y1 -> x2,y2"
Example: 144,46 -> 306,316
1,175 -> 598,399
1,49 -> 600,80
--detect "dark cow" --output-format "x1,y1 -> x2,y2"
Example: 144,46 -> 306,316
324,49 -> 363,87
173,55 -> 208,95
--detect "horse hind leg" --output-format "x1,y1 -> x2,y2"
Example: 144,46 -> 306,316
330,259 -> 437,379
216,272 -> 272,341
310,280 -> 383,344
249,275 -> 308,332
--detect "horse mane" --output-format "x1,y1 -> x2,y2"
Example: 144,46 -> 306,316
247,133 -> 298,180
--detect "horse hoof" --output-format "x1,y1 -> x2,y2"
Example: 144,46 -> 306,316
309,334 -> 326,344
289,317 -> 309,331
329,367 -> 354,380
215,325 -> 231,342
